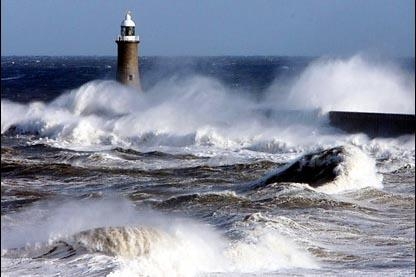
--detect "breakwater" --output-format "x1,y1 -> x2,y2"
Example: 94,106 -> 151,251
328,111 -> 415,137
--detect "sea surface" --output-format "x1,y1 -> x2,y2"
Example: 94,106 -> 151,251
1,55 -> 415,276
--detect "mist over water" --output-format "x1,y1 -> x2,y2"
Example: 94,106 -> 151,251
1,55 -> 414,153
264,55 -> 415,113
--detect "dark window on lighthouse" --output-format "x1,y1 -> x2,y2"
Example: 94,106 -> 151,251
126,27 -> 135,36
121,26 -> 135,36
129,74 -> 133,80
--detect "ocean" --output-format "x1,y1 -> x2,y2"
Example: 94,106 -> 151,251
1,55 -> 415,276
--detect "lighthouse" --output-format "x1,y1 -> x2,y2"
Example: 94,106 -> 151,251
116,11 -> 141,90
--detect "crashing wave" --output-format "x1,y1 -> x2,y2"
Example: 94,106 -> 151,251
252,145 -> 383,194
47,226 -> 168,259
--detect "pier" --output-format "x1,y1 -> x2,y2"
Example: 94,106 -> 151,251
328,111 -> 415,138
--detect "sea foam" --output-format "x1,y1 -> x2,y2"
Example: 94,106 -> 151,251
1,55 -> 413,157
315,145 -> 383,194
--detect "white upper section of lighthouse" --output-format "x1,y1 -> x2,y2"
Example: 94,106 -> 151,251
117,11 -> 139,42
121,11 -> 135,27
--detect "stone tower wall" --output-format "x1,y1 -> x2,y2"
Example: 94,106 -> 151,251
116,41 -> 140,90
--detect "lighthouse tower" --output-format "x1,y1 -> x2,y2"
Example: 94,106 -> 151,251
116,11 -> 141,90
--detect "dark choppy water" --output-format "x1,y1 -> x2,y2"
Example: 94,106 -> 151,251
1,55 -> 415,276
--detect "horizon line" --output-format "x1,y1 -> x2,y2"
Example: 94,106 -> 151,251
2,54 -> 415,59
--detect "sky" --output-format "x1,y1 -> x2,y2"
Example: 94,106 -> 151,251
1,0 -> 414,57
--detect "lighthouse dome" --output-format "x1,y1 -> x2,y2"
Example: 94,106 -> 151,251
117,11 -> 139,41
121,11 -> 135,27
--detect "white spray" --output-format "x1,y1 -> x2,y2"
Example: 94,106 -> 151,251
1,55 -> 414,155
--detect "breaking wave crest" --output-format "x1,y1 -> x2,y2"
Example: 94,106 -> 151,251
256,145 -> 383,194
1,55 -> 414,156
1,199 -> 318,276
317,145 -> 383,194
0,78 -> 328,152
65,226 -> 167,258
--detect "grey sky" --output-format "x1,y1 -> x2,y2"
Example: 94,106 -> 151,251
1,0 -> 414,57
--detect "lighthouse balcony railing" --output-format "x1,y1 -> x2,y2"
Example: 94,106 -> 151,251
116,35 -> 140,42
